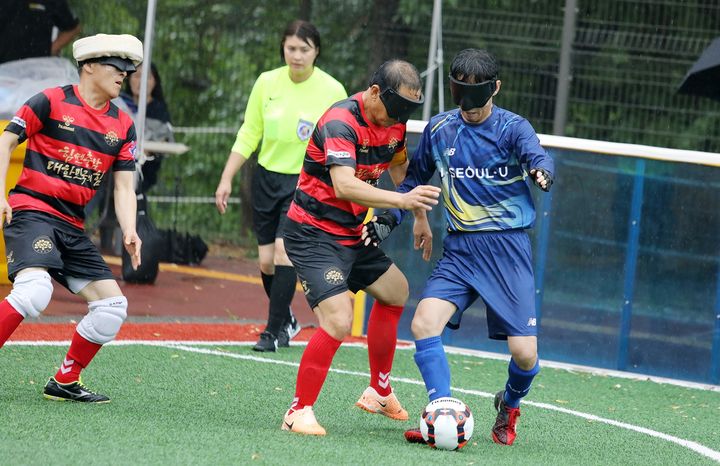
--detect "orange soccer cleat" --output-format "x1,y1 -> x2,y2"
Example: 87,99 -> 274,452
355,386 -> 409,421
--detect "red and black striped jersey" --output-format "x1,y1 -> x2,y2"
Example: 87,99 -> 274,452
287,92 -> 407,245
4,85 -> 136,229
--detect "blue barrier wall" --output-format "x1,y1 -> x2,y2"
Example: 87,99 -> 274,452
366,137 -> 720,385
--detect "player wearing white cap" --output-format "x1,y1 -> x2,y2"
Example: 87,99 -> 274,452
0,34 -> 144,402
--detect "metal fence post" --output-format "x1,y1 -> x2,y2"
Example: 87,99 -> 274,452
533,158 -> 555,325
617,159 -> 645,371
711,259 -> 720,384
552,0 -> 577,136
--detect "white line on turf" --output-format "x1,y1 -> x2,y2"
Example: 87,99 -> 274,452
157,342 -> 720,463
6,340 -> 720,461
8,340 -> 719,393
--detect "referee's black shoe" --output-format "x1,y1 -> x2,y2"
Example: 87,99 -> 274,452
278,313 -> 301,348
252,331 -> 278,352
43,377 -> 110,403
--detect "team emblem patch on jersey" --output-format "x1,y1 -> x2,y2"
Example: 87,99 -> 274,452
296,119 -> 314,141
323,267 -> 345,285
129,141 -> 138,159
32,236 -> 54,254
105,130 -> 120,146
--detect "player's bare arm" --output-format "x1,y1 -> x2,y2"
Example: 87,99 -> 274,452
412,209 -> 433,261
388,158 -> 409,186
51,23 -> 82,56
0,132 -> 20,226
215,151 -> 247,214
330,165 -> 440,210
113,170 -> 142,269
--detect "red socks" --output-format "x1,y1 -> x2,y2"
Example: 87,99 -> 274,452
54,331 -> 102,384
291,328 -> 342,411
366,302 -> 403,396
1,299 -> 103,384
0,299 -> 24,348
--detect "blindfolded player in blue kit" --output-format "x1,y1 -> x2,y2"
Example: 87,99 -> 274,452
363,48 -> 554,447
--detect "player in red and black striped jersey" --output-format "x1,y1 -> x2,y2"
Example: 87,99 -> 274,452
6,84 -> 137,229
281,60 -> 441,436
0,34 -> 144,403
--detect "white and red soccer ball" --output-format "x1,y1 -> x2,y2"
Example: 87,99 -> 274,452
420,397 -> 474,450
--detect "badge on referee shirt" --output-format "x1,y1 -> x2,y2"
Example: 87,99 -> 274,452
296,119 -> 314,141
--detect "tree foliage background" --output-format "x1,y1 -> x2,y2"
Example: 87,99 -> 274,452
67,0 -> 720,245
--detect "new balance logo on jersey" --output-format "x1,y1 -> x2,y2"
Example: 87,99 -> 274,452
444,147 -> 456,157
527,318 -> 537,326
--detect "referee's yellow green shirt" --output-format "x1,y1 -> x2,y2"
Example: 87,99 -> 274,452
231,66 -> 347,174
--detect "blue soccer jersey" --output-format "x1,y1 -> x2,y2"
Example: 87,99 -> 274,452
396,107 -> 554,231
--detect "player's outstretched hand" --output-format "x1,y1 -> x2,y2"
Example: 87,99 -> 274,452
399,185 -> 441,211
362,212 -> 397,246
124,230 -> 142,270
413,213 -> 433,261
215,180 -> 232,214
0,199 -> 12,227
530,168 -> 553,192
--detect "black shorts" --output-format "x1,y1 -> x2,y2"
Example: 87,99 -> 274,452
252,164 -> 298,246
283,219 -> 393,309
3,210 -> 114,290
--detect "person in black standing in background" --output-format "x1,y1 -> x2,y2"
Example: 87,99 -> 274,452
0,0 -> 81,64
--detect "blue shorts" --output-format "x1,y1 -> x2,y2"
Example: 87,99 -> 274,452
421,229 -> 537,340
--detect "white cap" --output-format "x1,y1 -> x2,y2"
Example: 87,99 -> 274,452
73,34 -> 144,67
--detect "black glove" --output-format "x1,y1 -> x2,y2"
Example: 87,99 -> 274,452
363,211 -> 398,246
531,168 -> 553,192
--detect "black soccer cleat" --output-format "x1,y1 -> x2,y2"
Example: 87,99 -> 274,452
278,312 -> 301,348
252,331 -> 278,352
43,377 -> 110,403
277,328 -> 290,348
286,312 -> 301,339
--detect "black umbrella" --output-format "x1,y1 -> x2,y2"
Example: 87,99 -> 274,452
678,37 -> 720,101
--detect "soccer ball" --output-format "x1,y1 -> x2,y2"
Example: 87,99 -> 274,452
420,397 -> 474,450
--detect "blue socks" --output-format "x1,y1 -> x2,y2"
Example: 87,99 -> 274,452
504,358 -> 540,408
414,336 -> 451,401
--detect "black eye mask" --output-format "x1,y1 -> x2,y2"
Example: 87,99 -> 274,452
449,76 -> 496,111
94,57 -> 137,73
379,87 -> 424,123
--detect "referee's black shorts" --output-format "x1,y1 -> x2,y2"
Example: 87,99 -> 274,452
3,210 -> 114,289
251,164 -> 298,246
283,219 -> 393,309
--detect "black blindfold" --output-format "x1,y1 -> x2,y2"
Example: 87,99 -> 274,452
379,87 -> 424,124
449,76 -> 496,111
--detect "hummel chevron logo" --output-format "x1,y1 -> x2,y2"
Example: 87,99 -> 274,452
60,358 -> 75,375
378,371 -> 390,389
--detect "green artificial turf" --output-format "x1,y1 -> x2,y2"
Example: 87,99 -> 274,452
1,343 -> 718,465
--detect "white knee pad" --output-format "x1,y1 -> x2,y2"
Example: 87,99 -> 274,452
77,296 -> 128,344
7,271 -> 53,318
